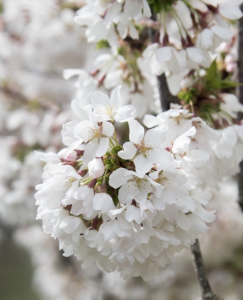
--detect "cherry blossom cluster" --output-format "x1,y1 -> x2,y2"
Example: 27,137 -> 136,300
140,0 -> 243,95
35,87 -> 218,280
64,50 -> 159,119
74,0 -> 151,46
144,104 -> 243,187
71,0 -> 243,127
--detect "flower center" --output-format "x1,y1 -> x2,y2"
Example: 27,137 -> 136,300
128,176 -> 148,190
154,170 -> 168,187
136,140 -> 152,157
65,176 -> 76,187
100,105 -> 115,119
90,127 -> 102,141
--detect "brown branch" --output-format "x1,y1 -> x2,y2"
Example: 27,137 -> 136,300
191,240 -> 223,300
238,4 -> 243,211
157,73 -> 180,111
149,12 -> 180,111
149,12 -> 221,300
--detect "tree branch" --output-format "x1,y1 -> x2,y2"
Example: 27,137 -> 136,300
157,73 -> 180,111
149,12 -> 221,300
149,12 -> 180,111
238,4 -> 243,211
191,240 -> 223,300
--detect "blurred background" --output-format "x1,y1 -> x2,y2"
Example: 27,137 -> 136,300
0,1 -> 243,299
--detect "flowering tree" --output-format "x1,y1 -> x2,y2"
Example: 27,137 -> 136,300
1,0 -> 243,299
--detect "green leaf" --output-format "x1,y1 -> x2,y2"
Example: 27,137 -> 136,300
95,40 -> 110,50
203,60 -> 222,92
148,0 -> 175,13
221,80 -> 242,89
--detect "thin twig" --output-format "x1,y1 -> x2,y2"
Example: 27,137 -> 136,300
191,240 -> 223,300
238,4 -> 243,211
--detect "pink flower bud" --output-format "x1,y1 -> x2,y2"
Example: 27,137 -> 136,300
88,158 -> 105,179
226,62 -> 236,73
66,151 -> 77,161
225,54 -> 234,64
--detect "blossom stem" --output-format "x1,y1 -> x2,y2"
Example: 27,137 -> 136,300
170,8 -> 185,39
109,137 -> 116,148
190,239 -> 223,300
80,177 -> 93,185
113,129 -> 118,144
162,9 -> 167,35
171,7 -> 188,37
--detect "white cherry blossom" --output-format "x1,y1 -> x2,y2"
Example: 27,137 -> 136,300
91,87 -> 136,122
118,120 -> 170,174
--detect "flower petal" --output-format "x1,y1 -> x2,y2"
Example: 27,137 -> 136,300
118,142 -> 137,160
134,154 -> 153,174
128,119 -> 144,144
93,193 -> 114,213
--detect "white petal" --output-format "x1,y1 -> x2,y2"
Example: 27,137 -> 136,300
187,47 -> 204,63
172,126 -> 196,154
118,142 -> 137,160
109,168 -> 128,188
147,148 -> 172,166
74,120 -> 92,142
91,91 -> 110,111
143,114 -> 158,128
118,184 -> 134,204
93,193 -> 114,213
60,216 -> 81,234
128,119 -> 144,144
110,85 -> 122,109
211,25 -> 233,40
125,205 -> 142,224
134,154 -> 153,174
198,29 -> 214,49
185,150 -> 209,168
71,100 -> 91,120
177,213 -> 191,231
129,22 -> 139,39
115,105 -> 136,122
142,0 -> 152,17
102,121 -> 114,137
144,125 -> 167,148
83,142 -> 98,166
124,0 -> 141,17
97,137 -> 109,157
219,5 -> 243,20
155,47 -> 172,63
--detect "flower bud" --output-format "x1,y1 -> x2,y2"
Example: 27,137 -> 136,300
88,158 -> 105,179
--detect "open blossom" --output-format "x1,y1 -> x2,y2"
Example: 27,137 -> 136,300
109,168 -> 162,205
35,88 -> 218,281
144,106 -> 243,188
118,120 -> 171,174
91,86 -> 136,122
75,119 -> 114,165
74,0 -> 151,46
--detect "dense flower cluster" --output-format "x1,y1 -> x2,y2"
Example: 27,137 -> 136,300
1,0 -> 243,294
35,88 -> 218,280
144,105 -> 243,187
75,0 -> 151,46
140,0 -> 243,95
